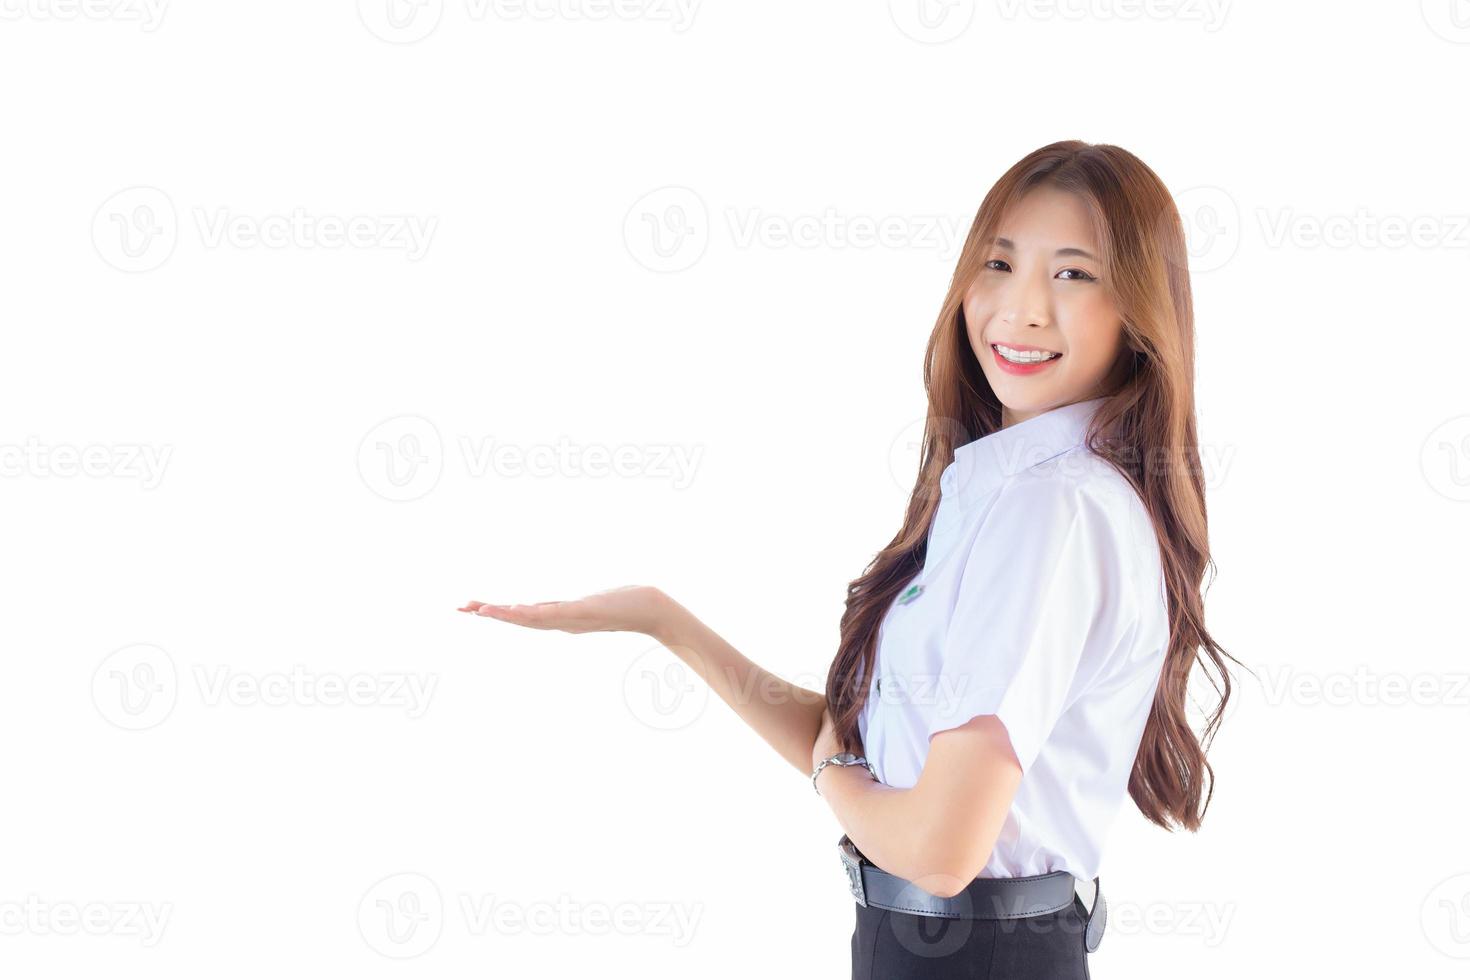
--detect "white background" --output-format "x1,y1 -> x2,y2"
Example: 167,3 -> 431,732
3,1 -> 1469,976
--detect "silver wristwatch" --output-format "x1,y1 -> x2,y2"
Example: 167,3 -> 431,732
812,751 -> 878,795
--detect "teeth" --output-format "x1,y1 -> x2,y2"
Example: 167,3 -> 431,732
995,344 -> 1060,364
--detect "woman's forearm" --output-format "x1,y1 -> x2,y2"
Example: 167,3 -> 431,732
816,765 -> 942,890
649,591 -> 826,776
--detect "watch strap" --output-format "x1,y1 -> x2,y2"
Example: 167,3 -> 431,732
812,753 -> 877,794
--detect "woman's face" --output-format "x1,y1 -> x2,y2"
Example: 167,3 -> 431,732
962,186 -> 1127,428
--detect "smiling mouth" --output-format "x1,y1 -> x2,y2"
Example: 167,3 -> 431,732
992,343 -> 1062,365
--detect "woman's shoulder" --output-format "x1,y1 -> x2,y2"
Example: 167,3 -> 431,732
992,445 -> 1163,593
994,444 -> 1144,521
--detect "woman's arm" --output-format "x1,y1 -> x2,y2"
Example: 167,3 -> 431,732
651,592 -> 827,776
460,586 -> 826,777
814,712 -> 1022,898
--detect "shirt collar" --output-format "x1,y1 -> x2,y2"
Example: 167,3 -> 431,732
940,396 -> 1109,509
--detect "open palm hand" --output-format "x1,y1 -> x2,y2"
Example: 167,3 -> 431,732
458,585 -> 670,637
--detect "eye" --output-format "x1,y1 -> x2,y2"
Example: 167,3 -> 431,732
1057,268 -> 1098,282
984,259 -> 1011,273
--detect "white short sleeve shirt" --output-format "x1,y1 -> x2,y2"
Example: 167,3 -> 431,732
858,396 -> 1170,882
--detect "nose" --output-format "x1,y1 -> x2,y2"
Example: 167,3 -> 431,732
997,264 -> 1053,330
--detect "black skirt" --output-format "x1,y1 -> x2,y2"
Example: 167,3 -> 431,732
850,896 -> 1092,979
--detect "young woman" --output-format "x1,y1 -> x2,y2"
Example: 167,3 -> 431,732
459,140 -> 1237,979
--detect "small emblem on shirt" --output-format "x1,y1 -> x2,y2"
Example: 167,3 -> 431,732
897,584 -> 923,605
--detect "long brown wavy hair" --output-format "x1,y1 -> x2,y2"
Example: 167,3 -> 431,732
825,140 -> 1240,831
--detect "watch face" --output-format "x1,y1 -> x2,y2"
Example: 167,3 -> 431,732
835,752 -> 860,765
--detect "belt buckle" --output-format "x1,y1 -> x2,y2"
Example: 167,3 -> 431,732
838,835 -> 867,907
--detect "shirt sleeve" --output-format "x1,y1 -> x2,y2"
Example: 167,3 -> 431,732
924,476 -> 1134,774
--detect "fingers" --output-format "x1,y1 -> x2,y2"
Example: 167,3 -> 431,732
458,600 -> 511,616
458,600 -> 508,616
458,601 -> 513,614
457,600 -> 560,627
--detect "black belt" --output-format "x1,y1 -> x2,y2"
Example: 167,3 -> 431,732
838,834 -> 1106,953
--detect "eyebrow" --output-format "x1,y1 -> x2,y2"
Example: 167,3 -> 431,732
991,236 -> 1099,262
